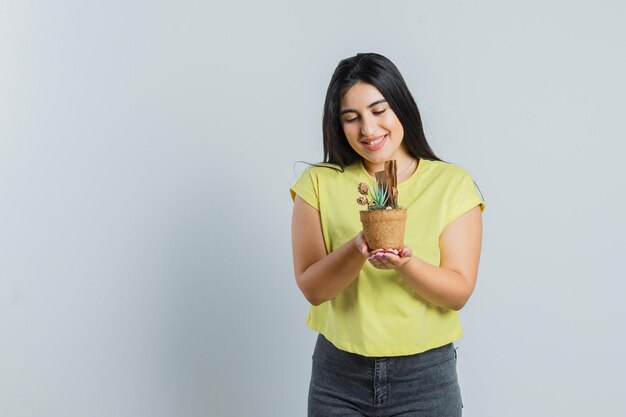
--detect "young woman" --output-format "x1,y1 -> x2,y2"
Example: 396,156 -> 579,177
290,53 -> 485,417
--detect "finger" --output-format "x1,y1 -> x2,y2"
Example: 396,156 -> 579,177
381,253 -> 403,268
376,259 -> 391,267
370,256 -> 390,268
368,259 -> 384,269
372,252 -> 388,269
375,257 -> 390,268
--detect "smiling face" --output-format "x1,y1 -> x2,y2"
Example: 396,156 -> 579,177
339,81 -> 411,173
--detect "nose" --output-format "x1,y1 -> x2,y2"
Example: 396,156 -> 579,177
360,114 -> 378,136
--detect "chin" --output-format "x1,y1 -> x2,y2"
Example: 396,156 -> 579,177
371,152 -> 393,163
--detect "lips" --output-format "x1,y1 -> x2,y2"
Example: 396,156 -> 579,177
362,134 -> 387,151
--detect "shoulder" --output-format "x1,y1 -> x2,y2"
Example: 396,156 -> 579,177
423,159 -> 473,182
302,162 -> 345,177
296,162 -> 353,184
290,162 -> 351,204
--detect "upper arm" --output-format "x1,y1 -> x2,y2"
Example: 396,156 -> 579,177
439,205 -> 483,292
291,195 -> 327,280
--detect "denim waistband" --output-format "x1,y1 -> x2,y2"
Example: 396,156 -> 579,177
308,333 -> 462,416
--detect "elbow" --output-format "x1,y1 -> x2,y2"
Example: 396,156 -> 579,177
302,290 -> 326,306
449,300 -> 467,311
306,295 -> 324,306
448,276 -> 475,311
449,291 -> 473,311
295,275 -> 326,306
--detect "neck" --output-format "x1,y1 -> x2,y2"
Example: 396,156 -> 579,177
363,157 -> 417,180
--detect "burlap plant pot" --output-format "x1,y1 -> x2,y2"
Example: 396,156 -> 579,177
359,208 -> 407,250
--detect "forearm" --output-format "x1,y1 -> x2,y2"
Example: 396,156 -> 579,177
396,256 -> 474,311
297,237 -> 366,306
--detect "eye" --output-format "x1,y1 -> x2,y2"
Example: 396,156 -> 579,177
373,109 -> 386,116
344,116 -> 358,123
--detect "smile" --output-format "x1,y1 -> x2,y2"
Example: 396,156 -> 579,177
362,135 -> 387,151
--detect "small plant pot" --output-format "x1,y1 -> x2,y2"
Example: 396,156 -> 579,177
359,208 -> 407,250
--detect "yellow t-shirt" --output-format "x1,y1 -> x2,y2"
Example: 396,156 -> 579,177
290,158 -> 485,357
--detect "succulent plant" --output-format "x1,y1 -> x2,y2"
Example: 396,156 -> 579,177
368,183 -> 389,209
355,161 -> 404,210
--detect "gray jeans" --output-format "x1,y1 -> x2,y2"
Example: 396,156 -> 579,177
308,334 -> 463,417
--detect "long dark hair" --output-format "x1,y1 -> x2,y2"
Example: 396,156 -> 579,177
322,53 -> 441,169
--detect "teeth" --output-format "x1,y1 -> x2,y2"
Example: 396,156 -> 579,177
367,135 -> 385,146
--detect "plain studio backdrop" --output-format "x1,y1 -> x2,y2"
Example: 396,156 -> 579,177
1,1 -> 625,416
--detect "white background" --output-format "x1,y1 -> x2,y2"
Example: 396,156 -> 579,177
1,1 -> 625,416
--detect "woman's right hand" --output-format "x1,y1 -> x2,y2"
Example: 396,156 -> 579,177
355,231 -> 383,258
355,231 -> 408,263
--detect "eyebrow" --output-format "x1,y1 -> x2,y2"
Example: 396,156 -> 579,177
340,99 -> 387,116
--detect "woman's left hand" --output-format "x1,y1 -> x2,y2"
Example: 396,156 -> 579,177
368,245 -> 413,270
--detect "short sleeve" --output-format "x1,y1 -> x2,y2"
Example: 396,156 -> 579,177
290,167 -> 320,211
444,171 -> 485,226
